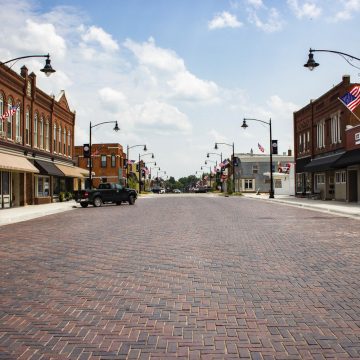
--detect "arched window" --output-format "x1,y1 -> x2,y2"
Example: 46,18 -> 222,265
58,125 -> 62,153
0,93 -> 4,134
45,119 -> 50,151
53,124 -> 57,152
15,103 -> 21,143
25,109 -> 30,145
63,128 -> 66,154
39,116 -> 44,149
33,112 -> 38,147
67,130 -> 71,156
7,98 -> 13,139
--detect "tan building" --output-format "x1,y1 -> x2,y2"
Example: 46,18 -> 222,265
0,62 -> 85,208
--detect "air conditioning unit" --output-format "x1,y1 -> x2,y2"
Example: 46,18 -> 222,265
15,136 -> 22,143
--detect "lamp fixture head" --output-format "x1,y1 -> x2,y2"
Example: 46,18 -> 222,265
205,161 -> 207,164
151,153 -> 154,158
207,153 -> 209,158
113,121 -> 120,132
214,143 -> 218,150
40,55 -> 56,77
304,50 -> 319,71
241,119 -> 248,129
143,145 -> 147,151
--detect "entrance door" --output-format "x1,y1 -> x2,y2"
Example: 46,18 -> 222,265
348,170 -> 358,202
1,172 -> 11,208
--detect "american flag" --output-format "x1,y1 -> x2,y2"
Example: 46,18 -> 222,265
1,105 -> 19,120
127,159 -> 136,164
339,86 -> 360,112
258,143 -> 265,153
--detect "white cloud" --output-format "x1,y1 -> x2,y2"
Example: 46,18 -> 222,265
81,25 -> 119,52
332,0 -> 360,21
246,0 -> 264,8
99,87 -> 127,111
208,11 -> 243,30
248,7 -> 284,32
287,0 -> 322,19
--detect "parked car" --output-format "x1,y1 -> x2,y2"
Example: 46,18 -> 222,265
74,183 -> 137,207
173,189 -> 181,193
152,187 -> 165,194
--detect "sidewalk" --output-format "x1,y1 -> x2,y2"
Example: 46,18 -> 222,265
242,193 -> 360,218
0,200 -> 78,227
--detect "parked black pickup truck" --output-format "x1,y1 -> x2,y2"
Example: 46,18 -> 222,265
75,183 -> 137,208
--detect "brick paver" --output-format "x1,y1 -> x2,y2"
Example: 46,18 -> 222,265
1,195 -> 360,359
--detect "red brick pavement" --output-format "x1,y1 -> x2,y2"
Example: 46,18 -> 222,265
0,196 -> 360,359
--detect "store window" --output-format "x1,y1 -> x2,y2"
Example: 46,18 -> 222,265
314,173 -> 325,192
244,179 -> 254,190
335,171 -> 346,184
36,176 -> 50,197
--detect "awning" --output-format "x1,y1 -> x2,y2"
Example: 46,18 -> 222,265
334,148 -> 360,168
0,152 -> 39,173
295,157 -> 311,173
55,164 -> 88,178
34,159 -> 64,176
304,152 -> 345,172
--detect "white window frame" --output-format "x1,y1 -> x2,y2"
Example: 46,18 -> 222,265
317,120 -> 325,149
335,171 -> 346,184
67,130 -> 71,156
39,117 -> 44,149
243,179 -> 254,191
25,110 -> 30,145
7,99 -> 13,140
33,113 -> 38,147
53,124 -> 57,152
58,125 -> 62,154
45,120 -> 49,151
35,175 -> 50,197
330,111 -> 341,144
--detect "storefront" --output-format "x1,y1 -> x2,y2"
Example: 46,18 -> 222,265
55,163 -> 87,192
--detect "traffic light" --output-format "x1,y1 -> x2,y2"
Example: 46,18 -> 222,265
83,144 -> 90,158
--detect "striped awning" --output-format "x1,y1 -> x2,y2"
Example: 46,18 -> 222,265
0,152 -> 39,173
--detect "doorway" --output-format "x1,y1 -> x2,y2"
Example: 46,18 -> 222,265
348,170 -> 358,202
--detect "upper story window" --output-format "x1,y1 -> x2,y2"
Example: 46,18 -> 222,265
33,113 -> 38,147
331,112 -> 341,144
53,124 -> 57,152
101,155 -> 107,168
0,93 -> 3,134
39,117 -> 44,149
45,120 -> 50,151
67,131 -> 71,156
111,154 -> 116,167
63,129 -> 66,154
316,120 -> 325,149
26,81 -> 31,97
58,125 -> 62,153
7,98 -> 13,140
25,109 -> 30,145
252,164 -> 258,174
15,104 -> 21,142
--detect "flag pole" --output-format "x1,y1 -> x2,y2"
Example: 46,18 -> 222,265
338,97 -> 360,122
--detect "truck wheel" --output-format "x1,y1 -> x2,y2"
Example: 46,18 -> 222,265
128,195 -> 135,205
93,197 -> 102,207
80,202 -> 88,208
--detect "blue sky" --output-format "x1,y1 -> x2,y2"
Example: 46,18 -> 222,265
1,0 -> 360,179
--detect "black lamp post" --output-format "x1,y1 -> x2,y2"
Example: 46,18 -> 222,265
89,121 -> 120,188
138,152 -> 154,194
242,118 -> 274,198
214,142 -> 235,193
2,54 -> 56,76
304,48 -> 360,71
127,144 -> 147,184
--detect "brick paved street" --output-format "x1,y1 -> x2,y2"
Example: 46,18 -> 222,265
1,195 -> 360,359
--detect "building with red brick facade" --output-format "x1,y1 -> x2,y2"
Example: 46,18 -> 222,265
0,63 -> 85,209
74,143 -> 126,189
294,75 -> 360,202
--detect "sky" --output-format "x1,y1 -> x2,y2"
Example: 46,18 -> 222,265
1,0 -> 360,179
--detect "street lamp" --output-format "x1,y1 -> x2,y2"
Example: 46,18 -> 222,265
127,144 -> 147,183
304,48 -> 360,71
241,118 -> 274,198
2,54 -> 56,76
89,120 -> 120,188
138,153 -> 154,194
214,142 -> 235,193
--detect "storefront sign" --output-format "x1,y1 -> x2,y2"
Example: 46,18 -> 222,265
355,132 -> 360,145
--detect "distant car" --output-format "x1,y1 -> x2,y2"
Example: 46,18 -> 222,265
173,189 -> 181,193
159,188 -> 165,194
152,187 -> 165,194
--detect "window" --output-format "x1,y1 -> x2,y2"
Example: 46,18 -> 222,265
101,155 -> 107,167
26,81 -> 31,97
331,112 -> 341,144
299,134 -> 302,153
58,126 -> 61,153
25,110 -> 30,145
33,113 -> 38,147
7,98 -> 13,139
15,105 -> 21,141
39,117 -> 44,149
111,154 -> 116,167
67,131 -> 71,156
35,176 -> 50,197
317,120 -> 325,148
303,133 -> 306,152
335,171 -> 346,184
314,173 -> 325,192
45,120 -> 49,151
63,129 -> 66,154
0,93 -> 3,133
244,179 -> 254,190
53,124 -> 57,152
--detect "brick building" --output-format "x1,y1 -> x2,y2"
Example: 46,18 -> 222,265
294,75 -> 360,201
0,63 -> 85,209
74,143 -> 126,189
